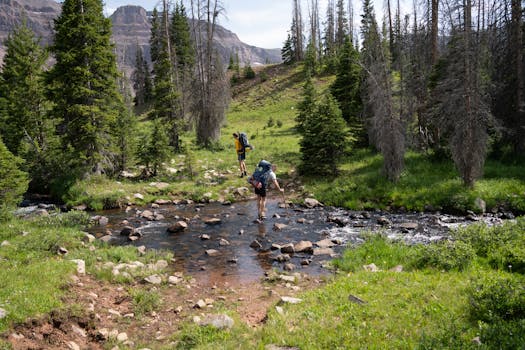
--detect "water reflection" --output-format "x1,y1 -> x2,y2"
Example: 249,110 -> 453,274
88,197 -> 505,284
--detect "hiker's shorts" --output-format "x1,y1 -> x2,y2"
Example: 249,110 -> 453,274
237,152 -> 246,161
255,186 -> 267,197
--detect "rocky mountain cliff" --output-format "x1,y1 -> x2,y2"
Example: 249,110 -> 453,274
0,0 -> 282,75
0,0 -> 60,60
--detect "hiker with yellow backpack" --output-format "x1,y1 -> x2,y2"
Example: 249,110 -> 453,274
233,132 -> 253,177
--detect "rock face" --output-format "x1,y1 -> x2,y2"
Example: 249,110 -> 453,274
0,0 -> 61,61
0,2 -> 282,76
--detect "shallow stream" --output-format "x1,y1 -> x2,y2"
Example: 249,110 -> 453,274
86,196 -> 506,285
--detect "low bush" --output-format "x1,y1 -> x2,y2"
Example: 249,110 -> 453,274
410,240 -> 476,272
467,273 -> 525,323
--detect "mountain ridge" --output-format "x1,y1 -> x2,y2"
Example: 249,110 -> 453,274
0,0 -> 282,76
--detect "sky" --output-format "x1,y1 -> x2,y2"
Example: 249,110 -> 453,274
103,0 -> 393,49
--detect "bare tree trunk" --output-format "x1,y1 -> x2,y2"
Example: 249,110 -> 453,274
431,0 -> 439,64
511,0 -> 524,152
189,0 -> 229,147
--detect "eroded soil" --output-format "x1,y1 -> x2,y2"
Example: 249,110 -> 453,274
2,271 -> 327,349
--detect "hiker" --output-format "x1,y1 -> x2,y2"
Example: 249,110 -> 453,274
248,160 -> 284,220
233,132 -> 247,177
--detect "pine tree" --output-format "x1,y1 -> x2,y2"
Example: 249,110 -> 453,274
131,44 -> 152,108
0,21 -> 52,156
299,93 -> 347,176
151,0 -> 182,151
330,37 -> 364,144
171,1 -> 195,125
296,71 -> 317,134
136,119 -> 170,177
243,62 -> 255,79
0,136 -> 28,219
0,20 -> 62,193
47,0 -> 125,176
281,33 -> 295,64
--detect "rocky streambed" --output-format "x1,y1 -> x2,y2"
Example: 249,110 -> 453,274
82,197 -> 509,285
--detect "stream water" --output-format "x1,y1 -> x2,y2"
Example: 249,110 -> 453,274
85,196 -> 506,285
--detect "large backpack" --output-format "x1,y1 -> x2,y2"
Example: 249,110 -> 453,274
238,132 -> 253,151
248,160 -> 272,189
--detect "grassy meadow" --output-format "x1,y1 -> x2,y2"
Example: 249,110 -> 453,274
1,63 -> 525,349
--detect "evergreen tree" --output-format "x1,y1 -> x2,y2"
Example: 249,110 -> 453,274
0,20 -> 62,193
136,119 -> 170,177
47,0 -> 125,176
114,75 -> 137,174
131,44 -> 152,108
0,21 -> 52,156
243,62 -> 255,79
299,94 -> 347,176
151,1 -> 181,151
0,136 -> 28,219
296,71 -> 317,134
281,33 -> 295,64
330,37 -> 364,144
171,1 -> 194,69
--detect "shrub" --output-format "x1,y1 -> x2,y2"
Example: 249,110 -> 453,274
0,137 -> 28,219
411,240 -> 475,271
478,319 -> 525,350
467,273 -> 525,323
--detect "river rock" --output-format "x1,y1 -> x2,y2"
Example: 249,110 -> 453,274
120,226 -> 135,236
167,221 -> 188,233
140,210 -> 156,220
316,238 -> 336,248
206,249 -> 220,257
82,232 -> 96,243
273,223 -> 288,231
154,199 -> 172,205
279,296 -> 302,304
144,275 -> 162,284
294,241 -> 313,254
313,247 -> 334,256
199,314 -> 234,329
274,254 -> 291,262
399,222 -> 418,230
363,263 -> 379,272
99,234 -> 114,243
280,243 -> 295,254
204,217 -> 222,225
377,216 -> 391,226
71,259 -> 86,275
303,198 -> 322,208
283,263 -> 295,271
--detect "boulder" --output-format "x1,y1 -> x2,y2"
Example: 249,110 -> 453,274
167,221 -> 188,233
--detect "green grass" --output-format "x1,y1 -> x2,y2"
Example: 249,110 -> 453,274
166,220 -> 525,349
0,212 -> 173,333
309,149 -> 525,213
60,63 -> 525,215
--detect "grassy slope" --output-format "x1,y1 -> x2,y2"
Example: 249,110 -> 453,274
66,63 -> 525,214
